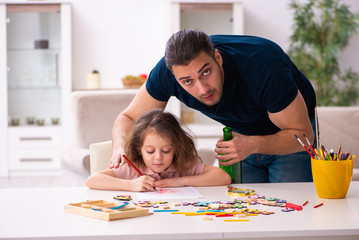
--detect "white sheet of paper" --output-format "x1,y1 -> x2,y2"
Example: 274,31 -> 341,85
136,187 -> 203,200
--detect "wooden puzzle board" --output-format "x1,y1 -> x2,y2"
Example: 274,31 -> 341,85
64,200 -> 149,221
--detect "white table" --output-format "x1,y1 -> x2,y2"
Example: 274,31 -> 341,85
0,182 -> 358,240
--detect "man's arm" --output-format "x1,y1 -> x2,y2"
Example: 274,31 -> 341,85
216,90 -> 314,165
108,84 -> 167,169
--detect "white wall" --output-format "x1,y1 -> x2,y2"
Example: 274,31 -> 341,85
70,0 -> 359,90
71,0 -> 172,89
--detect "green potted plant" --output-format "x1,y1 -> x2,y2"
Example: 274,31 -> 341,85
288,0 -> 359,106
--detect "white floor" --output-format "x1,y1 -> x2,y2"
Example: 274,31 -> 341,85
0,169 -> 87,188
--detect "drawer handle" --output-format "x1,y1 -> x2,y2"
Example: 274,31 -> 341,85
19,137 -> 52,141
20,158 -> 52,162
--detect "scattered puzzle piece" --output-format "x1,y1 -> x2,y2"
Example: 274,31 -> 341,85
113,195 -> 132,201
282,208 -> 295,212
112,189 -> 302,220
195,201 -> 211,207
232,203 -> 245,209
159,206 -> 170,210
225,209 -> 236,213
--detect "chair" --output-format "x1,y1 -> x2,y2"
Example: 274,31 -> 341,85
61,90 -> 136,177
89,140 -> 113,174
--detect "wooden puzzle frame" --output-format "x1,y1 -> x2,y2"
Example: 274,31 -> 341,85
64,200 -> 149,221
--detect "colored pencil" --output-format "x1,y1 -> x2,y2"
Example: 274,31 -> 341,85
122,154 -> 143,176
321,146 -> 327,160
338,143 -> 342,160
122,154 -> 157,191
344,151 -> 350,160
330,149 -> 334,161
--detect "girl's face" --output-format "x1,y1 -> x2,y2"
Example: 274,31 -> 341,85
141,130 -> 175,173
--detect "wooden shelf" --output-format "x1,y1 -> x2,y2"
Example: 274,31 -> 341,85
180,3 -> 232,11
6,3 -> 61,13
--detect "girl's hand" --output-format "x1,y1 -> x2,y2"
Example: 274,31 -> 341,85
131,176 -> 156,192
154,178 -> 184,188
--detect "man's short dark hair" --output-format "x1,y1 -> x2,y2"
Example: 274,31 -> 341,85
164,29 -> 215,71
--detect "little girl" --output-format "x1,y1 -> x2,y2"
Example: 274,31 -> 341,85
86,109 -> 231,191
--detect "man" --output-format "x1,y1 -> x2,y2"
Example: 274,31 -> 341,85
109,29 -> 316,183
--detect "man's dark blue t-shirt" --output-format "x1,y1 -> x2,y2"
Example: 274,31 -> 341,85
146,35 -> 316,136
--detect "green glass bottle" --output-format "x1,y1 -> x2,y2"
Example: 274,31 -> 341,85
219,127 -> 234,182
219,127 -> 242,183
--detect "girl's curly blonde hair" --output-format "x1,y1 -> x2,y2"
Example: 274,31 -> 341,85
124,109 -> 201,176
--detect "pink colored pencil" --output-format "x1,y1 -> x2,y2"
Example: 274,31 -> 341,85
122,154 -> 143,176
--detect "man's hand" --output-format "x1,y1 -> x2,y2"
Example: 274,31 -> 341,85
214,132 -> 254,166
214,92 -> 313,165
108,146 -> 124,169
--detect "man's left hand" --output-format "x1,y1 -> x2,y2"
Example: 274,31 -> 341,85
214,132 -> 254,166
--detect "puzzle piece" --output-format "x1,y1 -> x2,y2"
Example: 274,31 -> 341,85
113,195 -> 132,201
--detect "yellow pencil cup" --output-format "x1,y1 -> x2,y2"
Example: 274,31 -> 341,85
311,158 -> 353,199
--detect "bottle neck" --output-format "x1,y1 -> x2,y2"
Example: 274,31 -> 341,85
223,127 -> 233,141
